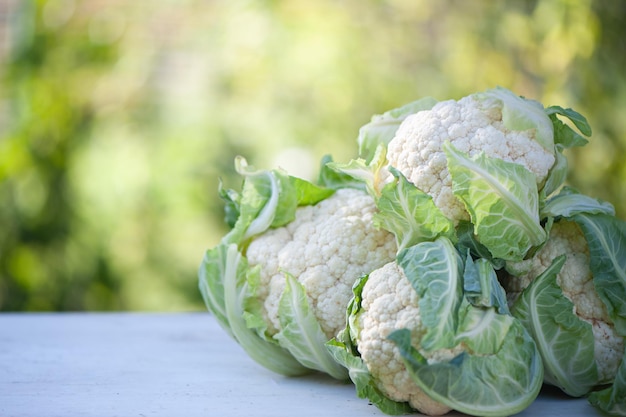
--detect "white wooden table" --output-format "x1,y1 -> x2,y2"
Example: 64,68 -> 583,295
0,313 -> 602,417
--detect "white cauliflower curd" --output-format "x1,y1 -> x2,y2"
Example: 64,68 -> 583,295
386,87 -> 555,221
246,187 -> 397,339
506,220 -> 625,384
356,261 -> 459,416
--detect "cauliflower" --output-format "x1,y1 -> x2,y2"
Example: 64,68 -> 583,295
199,158 -> 397,378
505,220 -> 625,386
329,237 -> 544,417
356,261 -> 458,416
386,88 -> 555,222
246,187 -> 397,339
336,87 -> 593,263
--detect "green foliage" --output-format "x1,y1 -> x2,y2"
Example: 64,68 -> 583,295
445,142 -> 546,261
388,241 -> 543,416
199,242 -> 308,376
1,0 -> 626,311
332,238 -> 543,416
198,154 -> 359,377
397,238 -> 464,351
511,255 -> 598,397
375,167 -> 455,252
276,273 -> 348,379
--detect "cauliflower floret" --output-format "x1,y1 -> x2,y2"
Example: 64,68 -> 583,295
246,188 -> 397,339
505,220 -> 625,383
386,94 -> 555,221
357,261 -> 462,416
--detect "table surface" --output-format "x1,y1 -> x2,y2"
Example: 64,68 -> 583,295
0,312 -> 603,417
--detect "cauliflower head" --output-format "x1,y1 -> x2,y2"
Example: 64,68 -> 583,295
506,220 -> 625,383
386,92 -> 555,222
246,187 -> 397,339
356,261 -> 461,416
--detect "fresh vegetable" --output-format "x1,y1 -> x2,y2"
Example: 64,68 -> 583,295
386,87 -> 555,223
505,187 -> 626,414
328,237 -> 543,417
199,156 -> 396,379
199,86 -> 626,416
245,185 -> 396,340
356,86 -> 589,262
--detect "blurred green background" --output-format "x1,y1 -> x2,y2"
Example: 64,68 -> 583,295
1,0 -> 624,311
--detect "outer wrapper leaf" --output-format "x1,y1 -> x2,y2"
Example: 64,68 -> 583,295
573,213 -> 626,336
276,273 -> 348,380
375,167 -> 455,252
218,178 -> 241,229
199,243 -> 308,376
542,105 -> 591,196
198,244 -> 232,337
326,340 -> 414,416
541,150 -> 568,198
444,141 -> 547,261
398,238 -> 463,351
541,186 -> 615,219
511,255 -> 599,397
474,86 -> 554,151
455,304 -> 514,355
462,255 -> 509,314
224,157 -> 336,245
199,156 -> 349,377
390,238 -> 543,416
223,164 -> 287,244
289,175 -> 335,207
570,213 -> 626,416
589,355 -> 626,416
455,221 -> 505,270
326,274 -> 414,415
389,320 -> 543,417
546,105 -> 592,147
327,144 -> 388,198
316,154 -> 366,191
336,239 -> 543,416
357,97 -> 437,163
